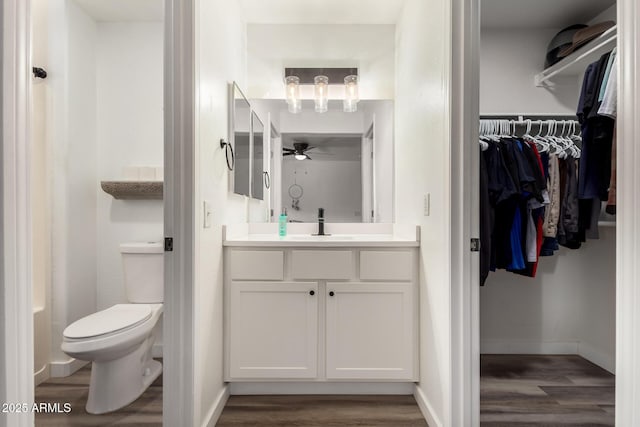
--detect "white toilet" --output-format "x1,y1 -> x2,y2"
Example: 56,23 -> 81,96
62,242 -> 164,414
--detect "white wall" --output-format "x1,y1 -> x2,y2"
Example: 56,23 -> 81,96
395,0 -> 451,425
278,100 -> 364,134
194,0 -> 247,424
94,21 -> 164,350
31,0 -> 52,385
481,226 -> 616,371
49,0 -> 98,369
246,24 -> 395,100
480,29 -> 579,115
479,24 -> 617,372
282,159 -> 362,222
95,22 -> 164,310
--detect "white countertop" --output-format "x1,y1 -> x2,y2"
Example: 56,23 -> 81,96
223,224 -> 420,247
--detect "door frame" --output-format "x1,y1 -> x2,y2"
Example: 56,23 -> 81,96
450,0 -> 480,425
452,0 -> 640,425
163,0 -> 195,425
614,0 -> 640,425
1,1 -> 35,426
1,0 -> 191,425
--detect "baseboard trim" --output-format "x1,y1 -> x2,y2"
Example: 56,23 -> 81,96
152,342 -> 163,358
50,358 -> 88,377
34,364 -> 50,386
578,342 -> 615,374
203,385 -> 230,427
480,340 -> 579,355
413,385 -> 442,427
229,382 -> 415,395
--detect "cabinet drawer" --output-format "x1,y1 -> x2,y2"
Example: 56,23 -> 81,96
360,251 -> 413,281
291,250 -> 353,280
230,250 -> 284,280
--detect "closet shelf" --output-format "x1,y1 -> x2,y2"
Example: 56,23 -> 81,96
101,181 -> 163,200
535,26 -> 617,87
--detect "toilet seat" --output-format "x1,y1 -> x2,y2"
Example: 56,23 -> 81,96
64,304 -> 152,340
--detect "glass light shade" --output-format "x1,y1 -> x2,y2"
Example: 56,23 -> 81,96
288,99 -> 301,114
343,75 -> 359,113
314,75 -> 329,113
295,154 -> 306,160
285,76 -> 301,113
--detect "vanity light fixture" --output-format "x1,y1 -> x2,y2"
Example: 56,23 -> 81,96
343,75 -> 359,112
314,75 -> 329,113
285,75 -> 301,114
284,68 -> 359,113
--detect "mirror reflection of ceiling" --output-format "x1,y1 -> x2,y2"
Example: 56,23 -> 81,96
481,0 -> 616,29
237,0 -> 407,24
282,134 -> 362,162
74,0 -> 163,22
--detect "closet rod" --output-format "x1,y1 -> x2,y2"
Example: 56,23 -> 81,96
480,115 -> 577,121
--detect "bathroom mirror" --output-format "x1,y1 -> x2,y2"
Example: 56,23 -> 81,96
230,82 -> 251,197
250,99 -> 394,223
251,112 -> 265,200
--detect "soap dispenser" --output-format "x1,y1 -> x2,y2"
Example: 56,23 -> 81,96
279,208 -> 288,237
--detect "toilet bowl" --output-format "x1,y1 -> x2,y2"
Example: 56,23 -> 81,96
61,242 -> 164,414
62,304 -> 163,414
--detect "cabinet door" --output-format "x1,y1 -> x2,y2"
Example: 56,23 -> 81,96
229,282 -> 318,379
326,282 -> 414,380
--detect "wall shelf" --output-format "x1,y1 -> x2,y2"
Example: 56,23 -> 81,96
535,26 -> 617,87
101,181 -> 163,200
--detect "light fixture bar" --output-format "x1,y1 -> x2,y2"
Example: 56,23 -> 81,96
284,67 -> 358,84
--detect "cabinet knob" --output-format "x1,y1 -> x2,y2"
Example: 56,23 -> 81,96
309,290 -> 315,296
329,291 -> 335,297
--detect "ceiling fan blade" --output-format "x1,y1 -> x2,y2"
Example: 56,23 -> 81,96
283,152 -> 295,156
305,154 -> 312,160
283,147 -> 295,152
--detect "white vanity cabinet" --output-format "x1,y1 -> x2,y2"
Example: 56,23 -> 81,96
325,282 -> 414,380
224,243 -> 419,383
229,281 -> 318,379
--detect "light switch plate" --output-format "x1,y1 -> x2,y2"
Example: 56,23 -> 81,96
424,194 -> 430,216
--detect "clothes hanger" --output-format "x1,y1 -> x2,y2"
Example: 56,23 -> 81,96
527,120 -> 549,152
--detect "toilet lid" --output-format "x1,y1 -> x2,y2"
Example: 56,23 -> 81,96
63,304 -> 152,339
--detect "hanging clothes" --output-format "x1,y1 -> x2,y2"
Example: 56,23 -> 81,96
598,53 -> 618,214
480,136 -> 550,279
478,114 -> 611,285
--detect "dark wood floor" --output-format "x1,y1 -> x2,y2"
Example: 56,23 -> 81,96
481,354 -> 615,426
34,362 -> 162,426
217,395 -> 429,426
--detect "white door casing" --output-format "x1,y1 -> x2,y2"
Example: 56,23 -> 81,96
451,0 -> 481,425
616,0 -> 640,425
163,0 -> 194,424
1,1 -> 35,426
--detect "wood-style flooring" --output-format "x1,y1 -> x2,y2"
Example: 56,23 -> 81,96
34,354 -> 612,426
481,354 -> 615,426
216,395 -> 429,426
34,362 -> 162,426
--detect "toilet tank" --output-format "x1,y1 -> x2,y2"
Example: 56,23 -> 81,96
120,242 -> 164,303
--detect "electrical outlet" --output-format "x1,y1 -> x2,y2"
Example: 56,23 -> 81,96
424,194 -> 430,216
203,200 -> 212,228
